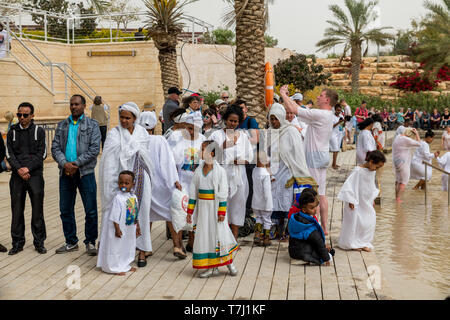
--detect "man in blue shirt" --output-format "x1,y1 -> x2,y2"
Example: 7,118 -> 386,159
52,94 -> 101,256
235,99 -> 259,217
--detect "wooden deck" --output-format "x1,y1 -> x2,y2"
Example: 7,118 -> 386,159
0,148 -> 394,300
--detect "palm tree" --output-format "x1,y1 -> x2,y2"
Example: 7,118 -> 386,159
415,0 -> 450,73
143,0 -> 197,96
316,0 -> 394,93
224,0 -> 271,126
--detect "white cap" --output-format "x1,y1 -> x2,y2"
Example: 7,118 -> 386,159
291,93 -> 303,101
215,99 -> 227,106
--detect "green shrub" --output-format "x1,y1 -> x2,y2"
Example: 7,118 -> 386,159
198,85 -> 231,107
336,90 -> 450,112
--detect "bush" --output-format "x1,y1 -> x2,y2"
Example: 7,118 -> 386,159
198,85 -> 231,107
389,70 -> 438,92
274,54 -> 331,93
336,90 -> 450,113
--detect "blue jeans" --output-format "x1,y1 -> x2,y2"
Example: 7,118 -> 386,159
59,172 -> 98,246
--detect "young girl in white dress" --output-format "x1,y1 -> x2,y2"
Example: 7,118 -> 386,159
186,141 -> 239,278
338,151 -> 386,252
410,129 -> 439,190
97,171 -> 141,275
437,152 -> 450,191
330,104 -> 345,169
209,105 -> 253,241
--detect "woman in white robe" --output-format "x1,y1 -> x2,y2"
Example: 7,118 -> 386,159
261,103 -> 317,239
170,112 -> 206,251
410,130 -> 437,190
338,150 -> 386,251
210,105 -> 253,240
140,111 -> 186,259
356,118 -> 377,165
437,152 -> 450,191
392,128 -> 421,203
99,102 -> 153,268
329,105 -> 345,170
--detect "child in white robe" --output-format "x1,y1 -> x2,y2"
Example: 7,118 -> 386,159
437,152 -> 450,191
97,171 -> 141,275
410,129 -> 438,190
330,105 -> 345,169
251,151 -> 273,247
338,151 -> 386,252
187,141 -> 239,278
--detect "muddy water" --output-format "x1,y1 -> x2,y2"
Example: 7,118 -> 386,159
373,138 -> 449,300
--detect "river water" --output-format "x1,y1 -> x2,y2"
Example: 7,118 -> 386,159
373,138 -> 449,300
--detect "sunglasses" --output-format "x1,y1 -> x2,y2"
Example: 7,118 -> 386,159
17,113 -> 31,118
222,96 -> 229,99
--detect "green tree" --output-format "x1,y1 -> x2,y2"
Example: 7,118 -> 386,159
415,0 -> 450,73
143,0 -> 197,97
274,54 -> 331,93
316,0 -> 394,93
28,0 -> 70,39
204,28 -> 235,45
264,34 -> 278,47
77,3 -> 97,37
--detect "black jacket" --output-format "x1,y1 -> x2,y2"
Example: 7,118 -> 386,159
0,134 -> 5,161
288,214 -> 330,264
6,121 -> 46,176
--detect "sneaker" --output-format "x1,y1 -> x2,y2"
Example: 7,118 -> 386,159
199,268 -> 219,278
227,263 -> 238,276
55,243 -> 79,254
86,243 -> 97,256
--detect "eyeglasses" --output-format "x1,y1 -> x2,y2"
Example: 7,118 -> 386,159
17,113 -> 30,118
222,96 -> 229,99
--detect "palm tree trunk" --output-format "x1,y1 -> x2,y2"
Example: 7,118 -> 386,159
350,42 -> 362,93
234,0 -> 266,127
158,48 -> 180,96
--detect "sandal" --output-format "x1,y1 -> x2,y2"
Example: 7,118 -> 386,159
137,251 -> 147,267
173,247 -> 187,259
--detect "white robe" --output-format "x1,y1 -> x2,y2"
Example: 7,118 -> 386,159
99,125 -> 153,252
356,130 -> 377,165
338,166 -> 379,250
329,114 -> 344,152
147,135 -> 180,222
410,141 -> 434,181
189,161 -> 238,269
392,135 -> 421,184
251,167 -> 273,212
97,192 -> 137,274
210,129 -> 253,226
437,152 -> 450,191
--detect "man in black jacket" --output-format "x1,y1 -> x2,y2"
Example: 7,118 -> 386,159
0,134 -> 7,253
6,102 -> 47,255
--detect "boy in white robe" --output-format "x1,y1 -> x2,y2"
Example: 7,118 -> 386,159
97,171 -> 141,275
330,105 -> 345,170
410,129 -> 438,190
251,151 -> 273,246
187,141 -> 239,278
356,118 -> 377,165
437,152 -> 450,191
338,151 -> 386,252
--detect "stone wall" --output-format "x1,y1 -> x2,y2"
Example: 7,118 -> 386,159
317,55 -> 450,99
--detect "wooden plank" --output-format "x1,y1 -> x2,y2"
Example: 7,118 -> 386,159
361,250 -> 393,300
346,250 -> 377,300
252,242 -> 279,300
304,265 -> 323,300
268,241 -> 290,300
233,244 -> 265,300
288,260 -> 305,300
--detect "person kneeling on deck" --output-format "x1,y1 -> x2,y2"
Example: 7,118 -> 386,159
288,188 -> 334,266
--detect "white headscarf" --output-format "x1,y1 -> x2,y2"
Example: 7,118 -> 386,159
140,111 -> 157,130
267,103 -> 317,187
185,111 -> 203,128
119,102 -> 140,121
173,112 -> 188,124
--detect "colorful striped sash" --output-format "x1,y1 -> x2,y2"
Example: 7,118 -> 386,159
198,189 -> 215,200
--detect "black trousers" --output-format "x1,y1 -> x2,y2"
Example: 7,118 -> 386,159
10,173 -> 46,248
245,163 -> 256,215
99,126 -> 107,150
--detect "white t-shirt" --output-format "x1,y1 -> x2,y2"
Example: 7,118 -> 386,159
344,105 -> 352,117
296,106 -> 333,169
251,167 -> 273,211
0,30 -> 10,58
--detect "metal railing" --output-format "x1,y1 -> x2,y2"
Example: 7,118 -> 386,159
1,4 -> 214,45
423,161 -> 450,206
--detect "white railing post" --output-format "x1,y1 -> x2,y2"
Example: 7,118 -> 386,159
72,16 -> 75,44
425,164 -> 428,206
110,16 -> 113,42
44,13 -> 47,41
66,18 -> 70,44
19,8 -> 22,38
191,18 -> 195,44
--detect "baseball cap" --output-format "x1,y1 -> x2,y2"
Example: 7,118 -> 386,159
168,87 -> 182,95
291,93 -> 303,101
215,99 -> 227,106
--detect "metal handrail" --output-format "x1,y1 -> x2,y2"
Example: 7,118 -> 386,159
423,161 -> 450,206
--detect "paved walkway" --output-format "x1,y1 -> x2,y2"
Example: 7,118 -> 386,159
0,147 -> 393,300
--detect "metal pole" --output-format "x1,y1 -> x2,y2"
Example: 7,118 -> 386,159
44,13 -> 47,42
192,18 -> 195,44
448,175 -> 450,206
64,64 -> 68,101
50,64 -> 54,93
110,16 -> 113,42
19,8 -> 22,38
67,18 -> 70,44
72,17 -> 75,44
425,164 -> 428,206
6,17 -> 10,57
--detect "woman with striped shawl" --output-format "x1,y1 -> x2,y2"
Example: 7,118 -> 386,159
98,102 -> 153,268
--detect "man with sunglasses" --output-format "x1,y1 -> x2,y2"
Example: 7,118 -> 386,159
6,102 -> 47,255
